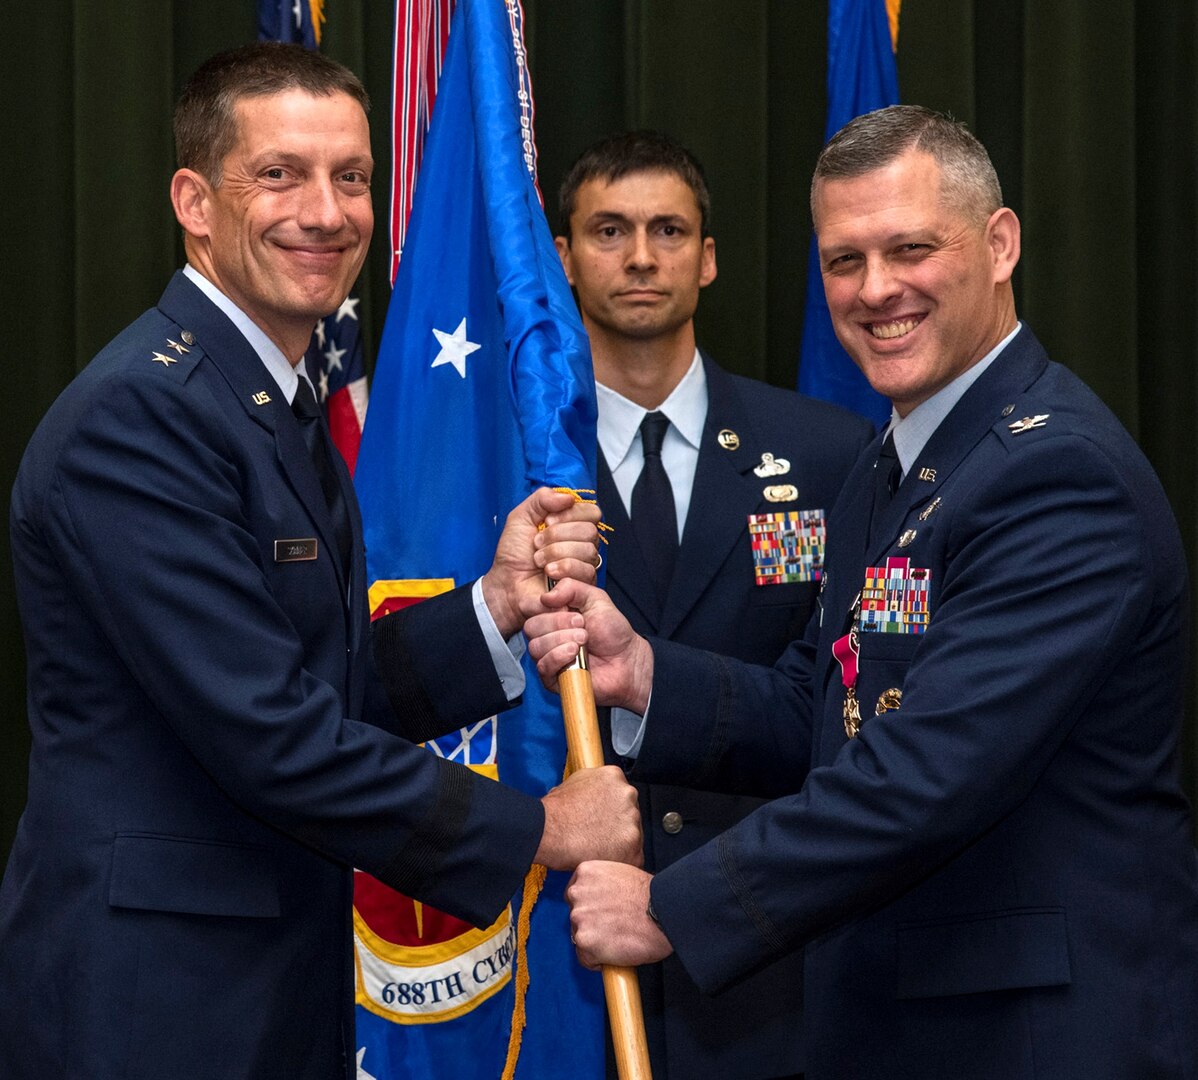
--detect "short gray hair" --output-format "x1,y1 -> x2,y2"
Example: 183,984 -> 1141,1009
811,105 -> 1002,225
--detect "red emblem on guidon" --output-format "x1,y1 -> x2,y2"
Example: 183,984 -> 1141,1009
354,580 -> 515,1025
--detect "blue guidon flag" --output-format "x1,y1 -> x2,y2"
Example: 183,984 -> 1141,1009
351,0 -> 603,1077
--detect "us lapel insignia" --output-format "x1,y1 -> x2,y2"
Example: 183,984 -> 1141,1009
150,351 -> 177,366
763,484 -> 799,503
717,429 -> 740,451
181,330 -> 196,346
753,452 -> 791,478
275,538 -> 318,562
165,338 -> 190,355
875,687 -> 903,716
918,496 -> 942,522
1009,414 -> 1050,435
748,508 -> 826,584
252,391 -> 272,406
897,529 -> 917,548
918,467 -> 937,482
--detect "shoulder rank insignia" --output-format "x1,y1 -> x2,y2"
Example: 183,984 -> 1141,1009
1009,414 -> 1050,435
150,351 -> 177,366
754,452 -> 791,478
165,338 -> 190,355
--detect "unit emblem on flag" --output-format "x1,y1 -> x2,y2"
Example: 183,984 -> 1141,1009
354,874 -> 515,1025
749,509 -> 826,585
354,578 -> 513,1025
857,557 -> 930,634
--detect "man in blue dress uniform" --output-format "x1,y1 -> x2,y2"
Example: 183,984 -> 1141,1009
0,43 -> 640,1080
532,106 -> 1198,1080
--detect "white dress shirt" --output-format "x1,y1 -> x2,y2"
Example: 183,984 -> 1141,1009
596,348 -> 707,543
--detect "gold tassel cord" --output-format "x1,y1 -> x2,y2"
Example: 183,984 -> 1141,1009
500,862 -> 549,1079
541,487 -> 614,545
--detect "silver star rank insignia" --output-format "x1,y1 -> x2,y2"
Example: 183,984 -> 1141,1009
150,351 -> 178,366
1009,414 -> 1050,435
166,339 -> 190,355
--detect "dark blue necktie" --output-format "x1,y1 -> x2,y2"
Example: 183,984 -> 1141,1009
292,376 -> 351,574
869,429 -> 901,546
631,410 -> 678,604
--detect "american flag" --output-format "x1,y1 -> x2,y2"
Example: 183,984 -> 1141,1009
389,0 -> 455,284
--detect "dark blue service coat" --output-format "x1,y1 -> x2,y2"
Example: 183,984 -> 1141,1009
0,273 -> 544,1079
638,328 -> 1198,1080
600,354 -> 872,1079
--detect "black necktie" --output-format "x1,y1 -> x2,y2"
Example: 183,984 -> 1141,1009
869,429 -> 901,546
292,376 -> 351,574
631,411 -> 678,604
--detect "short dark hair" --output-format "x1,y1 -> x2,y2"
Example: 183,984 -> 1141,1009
174,42 -> 370,186
557,130 -> 711,240
812,105 -> 1002,225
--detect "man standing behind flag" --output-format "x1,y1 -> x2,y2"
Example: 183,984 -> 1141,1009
554,129 -> 872,1080
0,42 -> 640,1080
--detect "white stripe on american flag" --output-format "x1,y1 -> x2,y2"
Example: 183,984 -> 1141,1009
389,0 -> 454,284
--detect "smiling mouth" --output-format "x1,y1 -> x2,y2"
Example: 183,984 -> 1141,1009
867,316 -> 923,340
282,245 -> 347,257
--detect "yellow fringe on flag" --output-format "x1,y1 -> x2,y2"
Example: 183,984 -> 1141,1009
309,0 -> 327,47
886,0 -> 902,52
500,862 -> 549,1079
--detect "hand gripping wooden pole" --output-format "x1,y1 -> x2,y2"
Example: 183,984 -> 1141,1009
559,646 -> 653,1080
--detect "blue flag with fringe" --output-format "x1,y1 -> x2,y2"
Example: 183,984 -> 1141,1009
351,0 -> 603,1077
797,0 -> 899,428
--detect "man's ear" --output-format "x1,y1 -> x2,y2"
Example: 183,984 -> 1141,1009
171,168 -> 213,239
986,207 -> 1020,286
699,235 -> 717,289
554,235 -> 575,287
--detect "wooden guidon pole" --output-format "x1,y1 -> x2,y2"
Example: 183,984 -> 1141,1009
559,648 -> 652,1080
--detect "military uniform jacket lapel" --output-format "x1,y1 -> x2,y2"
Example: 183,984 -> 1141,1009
815,328 -> 1053,765
657,358 -> 779,638
863,329 -> 1051,565
157,274 -> 359,612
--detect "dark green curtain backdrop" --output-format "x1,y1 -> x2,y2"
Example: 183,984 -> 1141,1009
3,2 -> 1195,855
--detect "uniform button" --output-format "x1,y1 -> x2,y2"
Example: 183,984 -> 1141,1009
661,811 -> 683,835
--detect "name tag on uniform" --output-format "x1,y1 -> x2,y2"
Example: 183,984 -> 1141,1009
748,508 -> 826,585
274,538 -> 318,563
